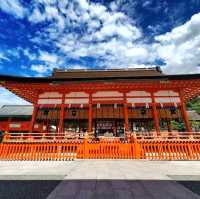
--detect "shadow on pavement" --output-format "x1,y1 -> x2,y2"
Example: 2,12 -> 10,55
0,180 -> 200,199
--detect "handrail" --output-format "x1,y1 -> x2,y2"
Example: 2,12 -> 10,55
2,131 -> 200,143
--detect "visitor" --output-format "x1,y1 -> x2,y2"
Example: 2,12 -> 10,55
0,131 -> 4,143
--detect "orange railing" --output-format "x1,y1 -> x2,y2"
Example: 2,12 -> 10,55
138,139 -> 200,160
3,131 -> 200,143
0,141 -> 83,161
2,132 -> 86,142
0,137 -> 200,160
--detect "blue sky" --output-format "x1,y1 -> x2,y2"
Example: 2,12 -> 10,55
0,0 -> 200,105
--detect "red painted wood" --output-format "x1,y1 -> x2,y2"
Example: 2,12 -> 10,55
151,93 -> 160,135
179,90 -> 192,133
58,93 -> 65,134
88,93 -> 93,132
123,93 -> 129,132
29,104 -> 38,133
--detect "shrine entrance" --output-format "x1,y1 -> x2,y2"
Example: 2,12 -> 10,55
157,106 -> 185,132
36,107 -> 60,135
64,107 -> 88,134
128,106 -> 154,134
93,104 -> 125,137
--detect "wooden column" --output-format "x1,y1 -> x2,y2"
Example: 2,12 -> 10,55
29,104 -> 38,133
179,90 -> 192,133
123,93 -> 129,132
88,93 -> 93,132
151,93 -> 160,136
58,93 -> 65,134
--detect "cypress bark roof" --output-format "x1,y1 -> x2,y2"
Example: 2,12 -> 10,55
51,67 -> 164,79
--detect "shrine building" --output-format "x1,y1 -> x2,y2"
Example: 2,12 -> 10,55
0,67 -> 199,139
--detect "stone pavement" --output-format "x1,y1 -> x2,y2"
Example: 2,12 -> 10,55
0,160 -> 200,198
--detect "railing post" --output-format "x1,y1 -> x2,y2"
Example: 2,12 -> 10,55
84,136 -> 89,159
131,134 -> 141,159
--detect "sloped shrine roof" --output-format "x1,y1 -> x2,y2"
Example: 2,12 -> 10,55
0,105 -> 33,117
51,67 -> 164,79
1,67 -> 200,104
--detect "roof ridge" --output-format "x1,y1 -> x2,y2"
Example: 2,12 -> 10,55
53,66 -> 161,73
1,105 -> 33,107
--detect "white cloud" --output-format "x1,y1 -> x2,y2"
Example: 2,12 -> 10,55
29,51 -> 60,75
39,51 -> 58,63
155,12 -> 200,74
29,3 -> 65,31
23,49 -> 37,60
1,0 -> 200,77
70,64 -> 88,70
28,8 -> 46,23
0,0 -> 27,18
0,52 -> 9,62
31,64 -> 49,75
0,88 -> 30,107
79,0 -> 89,10
33,0 -> 149,69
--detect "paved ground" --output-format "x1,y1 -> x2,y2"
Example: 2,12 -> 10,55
0,160 -> 200,198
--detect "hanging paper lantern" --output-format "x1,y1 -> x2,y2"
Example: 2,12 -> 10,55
170,106 -> 176,115
141,107 -> 146,115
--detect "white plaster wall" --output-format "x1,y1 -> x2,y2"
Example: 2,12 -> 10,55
38,99 -> 62,104
65,98 -> 89,104
66,92 -> 89,98
39,92 -> 62,98
93,91 -> 123,97
154,90 -> 179,96
127,91 -> 151,96
155,97 -> 180,103
92,97 -> 124,101
127,98 -> 152,103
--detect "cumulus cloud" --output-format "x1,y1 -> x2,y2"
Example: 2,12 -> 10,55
1,0 -> 200,76
30,64 -> 49,75
0,0 -> 158,73
39,51 -> 58,63
26,0 -> 154,70
155,12 -> 200,74
0,0 -> 27,18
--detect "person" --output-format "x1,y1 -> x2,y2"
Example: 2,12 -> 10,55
0,131 -> 4,143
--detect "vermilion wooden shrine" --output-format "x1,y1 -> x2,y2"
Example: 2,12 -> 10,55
0,67 -> 200,160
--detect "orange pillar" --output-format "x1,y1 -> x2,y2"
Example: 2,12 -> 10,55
29,104 -> 38,133
179,91 -> 192,133
58,94 -> 65,135
88,93 -> 93,132
123,93 -> 129,132
151,93 -> 160,136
